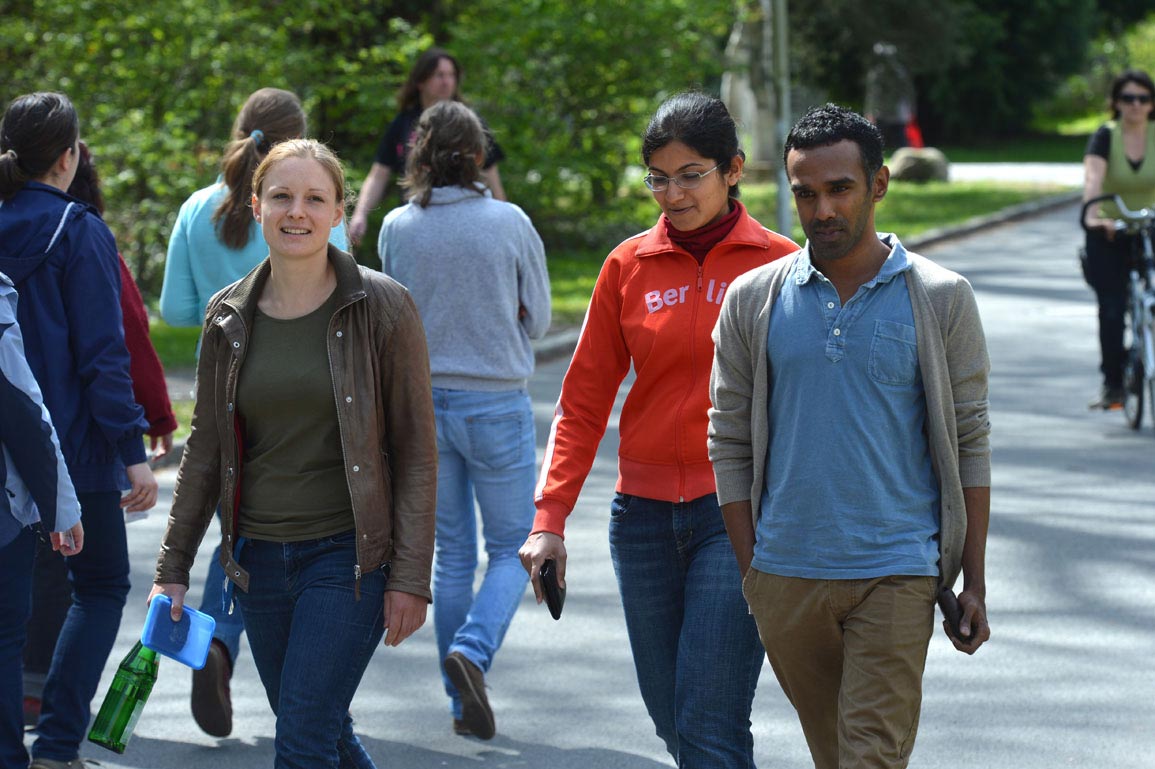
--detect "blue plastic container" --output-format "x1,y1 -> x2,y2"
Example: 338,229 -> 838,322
141,595 -> 216,669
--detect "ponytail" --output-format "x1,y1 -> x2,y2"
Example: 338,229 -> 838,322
0,150 -> 29,200
212,131 -> 267,249
211,88 -> 306,249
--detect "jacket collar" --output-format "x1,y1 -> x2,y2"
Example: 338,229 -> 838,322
633,200 -> 770,259
221,243 -> 367,327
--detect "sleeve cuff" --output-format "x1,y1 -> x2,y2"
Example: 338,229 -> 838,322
118,434 -> 148,467
147,413 -> 179,437
532,498 -> 571,537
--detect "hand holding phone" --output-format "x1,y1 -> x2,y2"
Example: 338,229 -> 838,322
539,559 -> 566,620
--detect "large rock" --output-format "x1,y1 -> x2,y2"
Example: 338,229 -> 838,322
889,147 -> 950,182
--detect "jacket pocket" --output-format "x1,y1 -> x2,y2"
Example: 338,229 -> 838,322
868,319 -> 918,386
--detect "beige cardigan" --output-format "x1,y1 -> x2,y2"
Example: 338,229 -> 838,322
707,242 -> 991,588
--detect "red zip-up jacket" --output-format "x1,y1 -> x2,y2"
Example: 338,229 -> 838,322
533,202 -> 797,535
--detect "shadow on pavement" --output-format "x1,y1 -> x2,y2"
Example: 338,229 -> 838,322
103,733 -> 675,769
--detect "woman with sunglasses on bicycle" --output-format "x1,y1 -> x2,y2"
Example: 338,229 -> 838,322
519,91 -> 796,768
1082,68 -> 1155,410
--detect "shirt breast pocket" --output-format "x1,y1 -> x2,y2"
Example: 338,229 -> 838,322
868,319 -> 918,386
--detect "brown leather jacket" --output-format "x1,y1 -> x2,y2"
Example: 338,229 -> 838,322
155,245 -> 437,601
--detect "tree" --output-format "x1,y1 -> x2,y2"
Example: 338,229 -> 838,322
0,0 -> 427,295
449,0 -> 733,244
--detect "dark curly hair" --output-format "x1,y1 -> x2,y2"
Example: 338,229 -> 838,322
783,103 -> 884,181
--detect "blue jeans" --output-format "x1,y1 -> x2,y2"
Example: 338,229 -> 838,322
197,507 -> 245,665
431,388 -> 535,719
609,493 -> 764,769
236,532 -> 386,769
25,492 -> 130,763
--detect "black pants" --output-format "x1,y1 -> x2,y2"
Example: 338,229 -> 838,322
1085,230 -> 1134,389
22,537 -> 72,696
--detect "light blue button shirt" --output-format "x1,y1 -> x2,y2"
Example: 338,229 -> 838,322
752,235 -> 940,580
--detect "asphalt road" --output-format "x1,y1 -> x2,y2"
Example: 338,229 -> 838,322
36,201 -> 1155,768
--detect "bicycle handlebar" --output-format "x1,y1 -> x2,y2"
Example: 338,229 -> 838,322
1081,193 -> 1155,234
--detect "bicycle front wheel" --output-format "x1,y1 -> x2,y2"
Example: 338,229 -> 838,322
1148,373 -> 1155,433
1123,348 -> 1144,430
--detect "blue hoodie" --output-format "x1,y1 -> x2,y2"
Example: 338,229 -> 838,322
0,182 -> 147,492
0,271 -> 81,548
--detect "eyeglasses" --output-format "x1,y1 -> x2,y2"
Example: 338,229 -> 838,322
643,163 -> 724,192
1118,93 -> 1153,105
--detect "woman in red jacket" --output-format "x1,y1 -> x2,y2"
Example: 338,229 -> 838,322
519,92 -> 797,768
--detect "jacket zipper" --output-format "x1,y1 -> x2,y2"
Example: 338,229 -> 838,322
325,297 -> 365,600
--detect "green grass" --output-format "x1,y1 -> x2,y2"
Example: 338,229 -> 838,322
934,133 -> 1088,163
171,398 -> 194,443
148,177 -> 1075,350
149,319 -> 199,371
744,178 -> 1071,246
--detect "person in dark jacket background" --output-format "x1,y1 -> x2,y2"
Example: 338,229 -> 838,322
0,91 -> 158,769
0,270 -> 84,769
22,139 -> 178,730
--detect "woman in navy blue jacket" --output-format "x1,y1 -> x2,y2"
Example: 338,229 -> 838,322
0,91 -> 158,769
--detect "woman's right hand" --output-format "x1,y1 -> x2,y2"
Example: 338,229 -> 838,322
148,583 -> 189,622
122,462 -> 159,512
519,531 -> 567,604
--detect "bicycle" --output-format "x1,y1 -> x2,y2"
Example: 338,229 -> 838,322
1081,193 -> 1155,431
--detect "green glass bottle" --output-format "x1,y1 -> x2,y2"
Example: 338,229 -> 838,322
87,641 -> 159,753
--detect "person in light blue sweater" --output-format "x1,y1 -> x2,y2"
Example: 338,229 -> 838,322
158,87 -> 345,739
378,100 -> 550,740
161,89 -> 348,330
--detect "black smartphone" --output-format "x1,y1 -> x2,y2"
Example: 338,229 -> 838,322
936,585 -> 973,642
539,559 -> 566,621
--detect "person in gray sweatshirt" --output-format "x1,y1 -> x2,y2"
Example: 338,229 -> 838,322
378,100 -> 550,741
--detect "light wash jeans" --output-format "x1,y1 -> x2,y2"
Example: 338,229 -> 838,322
431,387 -> 536,720
609,492 -> 764,769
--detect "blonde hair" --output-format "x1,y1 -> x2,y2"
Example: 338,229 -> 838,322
251,138 -> 347,215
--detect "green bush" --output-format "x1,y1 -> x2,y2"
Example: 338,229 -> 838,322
1,1 -> 428,297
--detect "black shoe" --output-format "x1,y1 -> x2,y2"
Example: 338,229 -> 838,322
191,639 -> 233,737
444,652 -> 494,740
1089,385 -> 1125,410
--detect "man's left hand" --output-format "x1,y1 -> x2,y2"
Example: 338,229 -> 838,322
945,589 -> 989,654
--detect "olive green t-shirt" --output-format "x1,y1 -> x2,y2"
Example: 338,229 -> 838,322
235,289 -> 354,541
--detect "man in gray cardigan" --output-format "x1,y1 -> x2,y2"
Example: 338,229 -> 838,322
707,104 -> 991,769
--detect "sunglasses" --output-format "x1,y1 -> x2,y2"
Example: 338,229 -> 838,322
1118,93 -> 1153,105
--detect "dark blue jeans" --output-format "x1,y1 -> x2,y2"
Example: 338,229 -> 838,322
609,493 -> 764,769
9,491 -> 130,764
236,532 -> 387,769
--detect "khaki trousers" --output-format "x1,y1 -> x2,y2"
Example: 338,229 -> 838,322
742,570 -> 937,769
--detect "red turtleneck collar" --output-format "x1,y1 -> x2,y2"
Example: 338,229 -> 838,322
663,200 -> 743,263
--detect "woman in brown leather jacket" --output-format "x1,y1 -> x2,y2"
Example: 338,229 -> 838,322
150,139 -> 437,769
